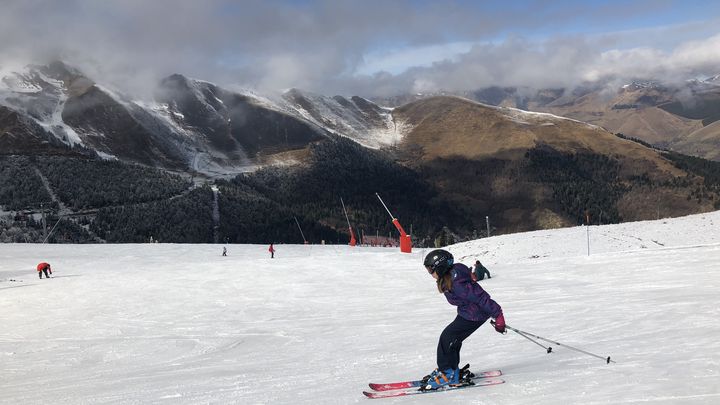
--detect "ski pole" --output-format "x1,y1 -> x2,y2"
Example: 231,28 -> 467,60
493,321 -> 614,364
493,320 -> 551,352
515,329 -> 553,353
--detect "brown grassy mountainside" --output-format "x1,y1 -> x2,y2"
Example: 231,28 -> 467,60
394,96 -> 684,179
531,84 -> 720,160
391,96 -> 713,234
673,120 -> 720,161
458,82 -> 720,162
539,96 -> 703,147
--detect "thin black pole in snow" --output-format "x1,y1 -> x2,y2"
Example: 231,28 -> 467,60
586,225 -> 590,256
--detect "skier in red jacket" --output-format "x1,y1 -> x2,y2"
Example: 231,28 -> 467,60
37,262 -> 52,279
269,243 -> 275,258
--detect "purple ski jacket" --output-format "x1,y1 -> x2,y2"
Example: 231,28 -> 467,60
443,263 -> 502,322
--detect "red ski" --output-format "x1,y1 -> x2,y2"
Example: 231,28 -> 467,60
368,369 -> 502,391
363,378 -> 504,399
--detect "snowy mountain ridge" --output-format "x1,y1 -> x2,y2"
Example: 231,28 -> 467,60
486,100 -> 604,130
277,89 -> 403,148
0,62 -> 404,176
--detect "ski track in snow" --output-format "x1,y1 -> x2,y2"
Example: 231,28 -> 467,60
1,211 -> 720,404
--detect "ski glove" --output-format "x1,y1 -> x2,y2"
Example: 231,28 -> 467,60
494,313 -> 506,334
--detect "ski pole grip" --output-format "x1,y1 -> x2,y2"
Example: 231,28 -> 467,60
489,320 -> 507,334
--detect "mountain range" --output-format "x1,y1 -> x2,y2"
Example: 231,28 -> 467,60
1,61 -> 720,243
3,61 -> 720,171
453,77 -> 720,161
0,61 -> 400,176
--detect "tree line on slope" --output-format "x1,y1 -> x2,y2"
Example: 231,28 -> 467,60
0,155 -> 191,211
663,151 -> 720,208
0,156 -> 53,210
524,148 -> 625,224
222,135 -> 468,246
91,187 -> 214,243
4,135 -> 720,244
36,156 -> 191,210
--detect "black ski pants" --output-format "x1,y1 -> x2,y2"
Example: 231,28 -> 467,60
437,315 -> 486,370
38,269 -> 50,279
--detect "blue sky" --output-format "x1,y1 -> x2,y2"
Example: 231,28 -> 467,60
356,0 -> 720,74
2,0 -> 720,97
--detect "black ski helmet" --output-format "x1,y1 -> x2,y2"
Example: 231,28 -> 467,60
424,249 -> 454,277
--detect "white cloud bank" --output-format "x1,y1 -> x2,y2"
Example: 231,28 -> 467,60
1,0 -> 720,98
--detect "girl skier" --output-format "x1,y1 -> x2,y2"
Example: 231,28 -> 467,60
422,249 -> 505,390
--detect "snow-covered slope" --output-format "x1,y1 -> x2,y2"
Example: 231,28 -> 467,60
0,64 -> 256,172
0,62 -> 85,146
280,89 -> 403,149
2,211 -> 719,404
499,104 -> 604,130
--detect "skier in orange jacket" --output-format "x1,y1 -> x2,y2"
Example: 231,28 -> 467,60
37,262 -> 52,279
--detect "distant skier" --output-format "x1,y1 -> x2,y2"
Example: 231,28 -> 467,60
269,243 -> 275,259
421,249 -> 505,390
37,262 -> 52,279
471,260 -> 491,281
222,246 -> 227,256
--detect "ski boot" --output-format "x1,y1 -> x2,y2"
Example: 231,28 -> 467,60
420,367 -> 460,391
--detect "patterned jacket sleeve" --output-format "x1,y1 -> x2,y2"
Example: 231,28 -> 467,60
464,282 -> 503,318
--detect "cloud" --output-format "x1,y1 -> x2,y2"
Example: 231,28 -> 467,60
1,0 -> 720,99
364,30 -> 720,97
586,33 -> 720,84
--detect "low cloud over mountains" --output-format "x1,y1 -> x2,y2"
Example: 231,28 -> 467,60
2,1 -> 720,99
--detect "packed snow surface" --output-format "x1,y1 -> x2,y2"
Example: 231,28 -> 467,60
2,211 -> 720,404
